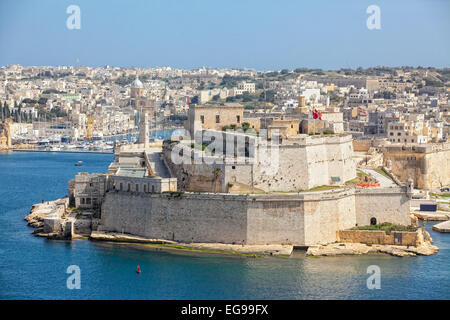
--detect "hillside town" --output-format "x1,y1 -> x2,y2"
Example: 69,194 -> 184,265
13,64 -> 449,257
1,65 -> 449,191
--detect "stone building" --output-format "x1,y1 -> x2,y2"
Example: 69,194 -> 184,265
185,104 -> 245,138
163,130 -> 356,193
383,142 -> 450,189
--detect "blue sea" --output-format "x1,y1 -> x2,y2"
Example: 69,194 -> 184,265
0,151 -> 449,300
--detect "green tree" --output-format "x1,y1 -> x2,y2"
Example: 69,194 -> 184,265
191,95 -> 199,104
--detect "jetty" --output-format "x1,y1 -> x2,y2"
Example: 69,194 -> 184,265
432,221 -> 450,233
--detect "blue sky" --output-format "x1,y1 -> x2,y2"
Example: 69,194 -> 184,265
0,0 -> 449,69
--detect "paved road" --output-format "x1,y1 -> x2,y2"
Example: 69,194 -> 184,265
360,168 -> 397,188
146,149 -> 171,178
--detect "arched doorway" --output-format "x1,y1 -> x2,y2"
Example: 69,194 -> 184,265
370,217 -> 377,225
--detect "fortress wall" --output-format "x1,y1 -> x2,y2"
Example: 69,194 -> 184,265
354,188 -> 411,226
353,140 -> 371,152
101,192 -> 249,244
246,198 -> 305,245
101,192 -> 153,236
223,162 -> 253,188
326,137 -> 356,184
423,149 -> 450,189
149,193 -> 248,243
303,191 -> 356,245
305,143 -> 331,189
99,189 -> 382,246
383,143 -> 450,190
253,146 -> 310,191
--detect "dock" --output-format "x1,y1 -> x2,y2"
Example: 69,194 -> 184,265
432,221 -> 450,233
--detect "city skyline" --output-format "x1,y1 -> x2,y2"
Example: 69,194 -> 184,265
0,0 -> 449,70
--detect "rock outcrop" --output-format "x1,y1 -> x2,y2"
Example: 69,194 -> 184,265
306,241 -> 438,257
25,197 -> 96,239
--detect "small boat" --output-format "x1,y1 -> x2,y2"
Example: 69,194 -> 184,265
75,161 -> 83,166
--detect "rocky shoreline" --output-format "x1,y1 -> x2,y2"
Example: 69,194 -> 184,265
25,197 -> 439,258
306,242 -> 439,257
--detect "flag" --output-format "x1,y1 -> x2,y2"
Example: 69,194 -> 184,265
313,109 -> 322,120
313,109 -> 318,119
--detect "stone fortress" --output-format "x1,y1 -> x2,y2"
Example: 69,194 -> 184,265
63,104 -> 415,248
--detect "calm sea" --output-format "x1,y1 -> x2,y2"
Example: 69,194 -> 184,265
0,151 -> 449,300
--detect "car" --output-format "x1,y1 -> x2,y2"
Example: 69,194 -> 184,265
440,187 -> 450,192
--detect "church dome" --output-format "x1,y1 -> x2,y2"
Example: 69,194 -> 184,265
131,77 -> 143,88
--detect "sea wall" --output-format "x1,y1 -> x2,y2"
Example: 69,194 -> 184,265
99,187 -> 409,246
338,229 -> 418,246
100,191 -> 249,244
354,187 -> 411,226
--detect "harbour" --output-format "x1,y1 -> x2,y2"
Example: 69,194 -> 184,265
1,151 -> 449,300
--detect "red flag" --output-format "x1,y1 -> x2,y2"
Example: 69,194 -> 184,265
313,109 -> 322,120
313,109 -> 318,119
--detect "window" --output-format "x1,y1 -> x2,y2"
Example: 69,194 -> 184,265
152,185 -> 155,193
216,115 -> 220,123
86,198 -> 91,204
136,184 -> 139,192
127,184 -> 130,192
144,185 -> 147,193
370,217 -> 377,225
120,183 -> 123,190
232,166 -> 236,169
200,115 -> 205,124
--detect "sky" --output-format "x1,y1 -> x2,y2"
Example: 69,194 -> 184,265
0,0 -> 449,70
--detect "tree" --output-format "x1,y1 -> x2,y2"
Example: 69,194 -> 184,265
191,96 -> 199,104
242,122 -> 251,131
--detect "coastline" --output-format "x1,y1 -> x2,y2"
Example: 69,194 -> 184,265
25,196 -> 439,258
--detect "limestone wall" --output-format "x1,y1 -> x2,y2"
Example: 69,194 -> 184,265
303,191 -> 356,245
354,188 -> 411,226
100,191 -> 248,243
99,185 -> 411,246
338,229 -> 418,246
383,143 -> 450,189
